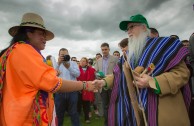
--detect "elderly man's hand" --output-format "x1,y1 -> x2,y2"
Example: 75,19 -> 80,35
133,71 -> 152,88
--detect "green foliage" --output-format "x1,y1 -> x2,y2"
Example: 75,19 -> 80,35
63,112 -> 104,126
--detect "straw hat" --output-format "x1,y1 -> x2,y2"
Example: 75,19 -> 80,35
8,12 -> 54,41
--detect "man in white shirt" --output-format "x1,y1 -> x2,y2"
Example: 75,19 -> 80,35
54,48 -> 80,126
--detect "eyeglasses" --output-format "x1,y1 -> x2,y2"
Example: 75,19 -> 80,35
126,24 -> 142,31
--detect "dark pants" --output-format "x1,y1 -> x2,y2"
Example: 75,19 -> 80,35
83,101 -> 90,121
92,103 -> 97,111
54,92 -> 80,126
77,92 -> 82,115
101,89 -> 111,126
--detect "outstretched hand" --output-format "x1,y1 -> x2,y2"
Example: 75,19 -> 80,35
86,81 -> 96,91
86,80 -> 106,92
92,79 -> 105,90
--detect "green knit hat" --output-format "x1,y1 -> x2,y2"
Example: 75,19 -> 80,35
119,14 -> 149,31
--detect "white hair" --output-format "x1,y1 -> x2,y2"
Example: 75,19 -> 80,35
127,26 -> 150,64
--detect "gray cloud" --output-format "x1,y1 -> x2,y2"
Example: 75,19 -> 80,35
0,0 -> 193,59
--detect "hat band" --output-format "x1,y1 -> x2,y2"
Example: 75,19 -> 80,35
20,22 -> 45,29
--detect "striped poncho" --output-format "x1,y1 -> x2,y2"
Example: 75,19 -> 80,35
108,37 -> 191,126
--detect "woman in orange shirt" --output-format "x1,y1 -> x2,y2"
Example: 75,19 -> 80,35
0,13 -> 97,126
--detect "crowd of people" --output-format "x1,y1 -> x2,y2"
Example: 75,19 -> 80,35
0,12 -> 194,126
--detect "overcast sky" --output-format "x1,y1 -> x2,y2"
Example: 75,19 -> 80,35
0,0 -> 194,60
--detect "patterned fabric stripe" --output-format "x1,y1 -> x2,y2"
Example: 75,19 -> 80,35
108,64 -> 120,126
152,39 -> 181,75
117,70 -> 136,126
183,83 -> 191,112
150,37 -> 173,63
20,22 -> 45,29
139,37 -> 165,66
146,37 -> 172,68
50,78 -> 62,93
118,95 -> 122,126
121,71 -> 134,125
148,90 -> 157,126
0,42 -> 22,103
139,88 -> 147,108
165,47 -> 189,71
117,80 -> 124,126
33,91 -> 41,126
111,57 -> 136,126
118,74 -> 125,126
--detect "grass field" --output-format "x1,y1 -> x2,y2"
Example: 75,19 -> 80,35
63,112 -> 104,126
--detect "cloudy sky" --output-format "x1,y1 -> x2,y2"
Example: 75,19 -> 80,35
0,0 -> 193,60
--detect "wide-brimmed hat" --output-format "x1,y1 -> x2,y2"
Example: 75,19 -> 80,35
119,14 -> 149,31
8,13 -> 54,41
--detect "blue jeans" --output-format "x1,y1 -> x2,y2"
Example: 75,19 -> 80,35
54,92 -> 80,126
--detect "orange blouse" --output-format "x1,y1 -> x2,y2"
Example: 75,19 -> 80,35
0,44 -> 61,126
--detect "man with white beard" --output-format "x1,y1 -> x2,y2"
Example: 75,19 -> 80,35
94,14 -> 191,126
127,26 -> 149,64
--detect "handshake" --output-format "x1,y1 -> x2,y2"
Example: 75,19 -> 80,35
84,80 -> 107,92
83,71 -> 108,92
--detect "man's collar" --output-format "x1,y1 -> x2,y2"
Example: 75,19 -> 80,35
103,54 -> 110,59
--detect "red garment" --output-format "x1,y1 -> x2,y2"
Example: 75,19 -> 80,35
77,66 -> 95,102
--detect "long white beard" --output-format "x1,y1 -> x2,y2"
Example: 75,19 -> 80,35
127,31 -> 148,63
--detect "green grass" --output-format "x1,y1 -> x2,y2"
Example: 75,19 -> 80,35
63,112 -> 104,126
